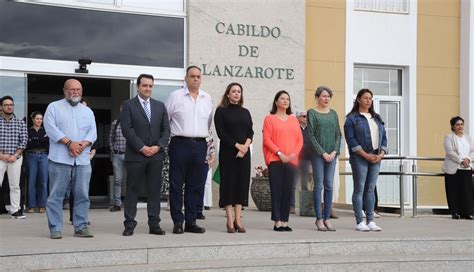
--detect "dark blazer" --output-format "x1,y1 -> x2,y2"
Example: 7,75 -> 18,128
120,96 -> 170,162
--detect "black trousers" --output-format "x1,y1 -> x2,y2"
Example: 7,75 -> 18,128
123,158 -> 164,229
445,169 -> 473,216
268,161 -> 296,222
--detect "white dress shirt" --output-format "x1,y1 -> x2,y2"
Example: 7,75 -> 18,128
165,87 -> 213,138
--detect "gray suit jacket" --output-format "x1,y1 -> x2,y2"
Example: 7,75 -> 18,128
120,96 -> 170,162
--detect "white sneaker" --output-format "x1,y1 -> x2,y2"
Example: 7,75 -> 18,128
367,221 -> 382,231
362,210 -> 366,218
356,221 -> 370,232
374,211 -> 381,218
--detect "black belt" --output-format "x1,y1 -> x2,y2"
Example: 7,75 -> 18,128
113,150 -> 125,154
172,136 -> 206,142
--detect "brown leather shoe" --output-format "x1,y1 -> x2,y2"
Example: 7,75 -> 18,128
234,221 -> 246,233
39,208 -> 46,213
227,223 -> 235,233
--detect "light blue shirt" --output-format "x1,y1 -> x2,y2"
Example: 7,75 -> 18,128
44,98 -> 97,166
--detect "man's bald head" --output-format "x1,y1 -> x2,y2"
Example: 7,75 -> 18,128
63,79 -> 83,106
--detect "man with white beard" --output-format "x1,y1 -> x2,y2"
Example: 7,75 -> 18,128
43,79 -> 97,239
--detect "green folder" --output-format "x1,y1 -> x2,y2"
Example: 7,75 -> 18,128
212,166 -> 220,185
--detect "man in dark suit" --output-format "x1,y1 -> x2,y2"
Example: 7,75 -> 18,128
120,74 -> 170,236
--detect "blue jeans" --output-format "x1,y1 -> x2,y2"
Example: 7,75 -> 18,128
111,153 -> 125,206
350,154 -> 381,224
46,161 -> 91,232
311,155 -> 337,220
27,153 -> 49,208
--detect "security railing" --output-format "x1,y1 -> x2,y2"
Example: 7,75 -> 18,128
340,156 -> 445,217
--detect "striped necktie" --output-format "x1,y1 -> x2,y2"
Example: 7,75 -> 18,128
143,101 -> 151,123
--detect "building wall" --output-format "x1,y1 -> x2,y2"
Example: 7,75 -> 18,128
305,0 -> 346,202
344,0 -> 418,205
460,0 -> 474,136
417,0 -> 461,206
187,0 -> 305,206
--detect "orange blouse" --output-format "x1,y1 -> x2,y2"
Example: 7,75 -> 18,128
262,114 -> 303,167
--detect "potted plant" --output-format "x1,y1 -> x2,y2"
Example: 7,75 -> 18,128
251,166 -> 272,211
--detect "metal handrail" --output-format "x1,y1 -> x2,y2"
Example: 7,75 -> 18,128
339,156 -> 447,218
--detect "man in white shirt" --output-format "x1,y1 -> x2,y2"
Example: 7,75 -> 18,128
166,66 -> 213,234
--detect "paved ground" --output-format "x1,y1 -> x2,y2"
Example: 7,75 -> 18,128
1,207 -> 473,257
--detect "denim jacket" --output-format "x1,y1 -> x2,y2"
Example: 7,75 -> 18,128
344,112 -> 388,156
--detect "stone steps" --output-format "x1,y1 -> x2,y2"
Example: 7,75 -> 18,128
3,238 -> 472,271
55,254 -> 474,271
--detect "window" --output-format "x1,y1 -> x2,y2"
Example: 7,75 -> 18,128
354,66 -> 402,155
354,0 -> 409,14
0,75 -> 26,120
354,67 -> 402,96
0,2 -> 184,68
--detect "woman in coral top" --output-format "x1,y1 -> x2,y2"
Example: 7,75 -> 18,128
263,90 -> 303,232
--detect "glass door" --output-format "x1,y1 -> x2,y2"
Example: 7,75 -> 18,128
0,72 -> 27,120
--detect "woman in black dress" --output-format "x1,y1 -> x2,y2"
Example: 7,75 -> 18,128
214,82 -> 253,233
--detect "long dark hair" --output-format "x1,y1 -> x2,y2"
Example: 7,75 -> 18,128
270,90 -> 292,115
219,82 -> 244,108
347,88 -> 381,121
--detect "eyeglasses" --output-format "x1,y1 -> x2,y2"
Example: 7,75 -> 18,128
299,115 -> 306,118
2,104 -> 14,107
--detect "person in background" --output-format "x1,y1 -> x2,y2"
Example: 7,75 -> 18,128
214,82 -> 253,233
44,79 -> 97,239
263,90 -> 302,232
109,106 -> 126,212
344,88 -> 387,232
0,95 -> 28,219
442,116 -> 473,220
25,111 -> 49,214
196,131 -> 215,220
293,110 -> 311,215
0,100 -> 8,215
307,86 -> 341,232
166,66 -> 213,234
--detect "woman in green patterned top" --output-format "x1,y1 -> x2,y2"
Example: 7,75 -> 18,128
307,86 -> 341,232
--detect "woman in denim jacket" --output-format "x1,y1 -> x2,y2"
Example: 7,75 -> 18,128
344,89 -> 388,232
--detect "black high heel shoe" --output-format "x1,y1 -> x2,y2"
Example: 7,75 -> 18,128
452,214 -> 461,219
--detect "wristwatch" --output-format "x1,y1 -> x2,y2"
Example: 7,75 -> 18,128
276,151 -> 282,156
